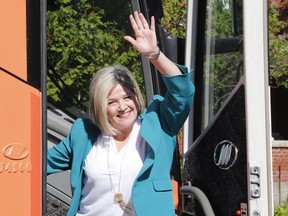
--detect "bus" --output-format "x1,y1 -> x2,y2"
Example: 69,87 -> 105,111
0,0 -> 276,215
0,1 -> 45,216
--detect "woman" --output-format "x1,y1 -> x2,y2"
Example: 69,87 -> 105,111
47,11 -> 195,216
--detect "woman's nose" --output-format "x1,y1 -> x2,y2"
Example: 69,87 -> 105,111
118,100 -> 127,110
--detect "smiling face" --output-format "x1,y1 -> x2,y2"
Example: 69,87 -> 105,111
107,84 -> 138,136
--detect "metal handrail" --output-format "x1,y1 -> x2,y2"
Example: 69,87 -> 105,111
180,185 -> 215,216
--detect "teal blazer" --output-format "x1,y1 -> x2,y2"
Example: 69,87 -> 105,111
47,65 -> 195,216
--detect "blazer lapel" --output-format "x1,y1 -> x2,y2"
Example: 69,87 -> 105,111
135,114 -> 161,180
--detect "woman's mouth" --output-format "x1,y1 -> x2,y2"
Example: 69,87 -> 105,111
117,111 -> 131,118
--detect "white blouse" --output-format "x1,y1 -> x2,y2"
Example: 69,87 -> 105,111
76,118 -> 148,216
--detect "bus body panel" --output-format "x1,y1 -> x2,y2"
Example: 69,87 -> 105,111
183,83 -> 248,215
0,1 -> 27,80
0,0 -> 42,215
0,71 -> 41,216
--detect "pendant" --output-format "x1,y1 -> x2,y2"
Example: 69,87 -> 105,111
114,193 -> 123,202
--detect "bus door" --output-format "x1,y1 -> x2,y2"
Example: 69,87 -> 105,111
0,1 -> 46,215
181,0 -> 273,216
45,0 -> 166,214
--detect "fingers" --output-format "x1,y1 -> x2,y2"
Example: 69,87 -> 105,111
130,11 -> 151,30
124,11 -> 156,51
138,13 -> 149,29
129,14 -> 139,32
123,35 -> 136,46
133,11 -> 143,29
150,16 -> 155,32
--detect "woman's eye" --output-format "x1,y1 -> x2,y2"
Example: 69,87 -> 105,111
108,101 -> 116,106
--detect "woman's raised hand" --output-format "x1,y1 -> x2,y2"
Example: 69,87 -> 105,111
124,11 -> 159,57
124,11 -> 182,76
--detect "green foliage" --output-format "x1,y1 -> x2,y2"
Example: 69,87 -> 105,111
47,0 -> 141,109
161,0 -> 187,38
208,0 -> 233,37
269,3 -> 288,88
275,200 -> 288,216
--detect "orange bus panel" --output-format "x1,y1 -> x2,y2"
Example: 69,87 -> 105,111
0,70 -> 41,216
0,1 -> 27,80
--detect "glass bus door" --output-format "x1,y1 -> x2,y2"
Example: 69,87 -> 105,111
181,0 -> 273,215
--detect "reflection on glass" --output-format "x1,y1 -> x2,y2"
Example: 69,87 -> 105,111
202,0 -> 243,130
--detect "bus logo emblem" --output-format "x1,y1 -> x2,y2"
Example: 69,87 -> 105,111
0,143 -> 31,174
2,143 -> 30,160
213,140 -> 238,170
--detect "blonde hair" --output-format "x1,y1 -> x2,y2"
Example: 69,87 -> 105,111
89,65 -> 145,136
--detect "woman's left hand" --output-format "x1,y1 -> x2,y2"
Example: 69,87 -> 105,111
124,11 -> 159,57
124,11 -> 182,76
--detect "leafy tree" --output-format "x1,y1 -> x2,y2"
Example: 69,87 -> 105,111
161,0 -> 187,38
269,3 -> 288,88
47,0 -> 142,111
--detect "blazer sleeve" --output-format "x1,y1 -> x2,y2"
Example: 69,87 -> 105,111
47,121 -> 76,174
159,64 -> 195,135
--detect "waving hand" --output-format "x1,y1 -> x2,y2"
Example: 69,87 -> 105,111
124,12 -> 159,57
124,11 -> 182,76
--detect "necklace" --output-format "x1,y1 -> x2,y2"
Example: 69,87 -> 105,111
107,139 -> 133,214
